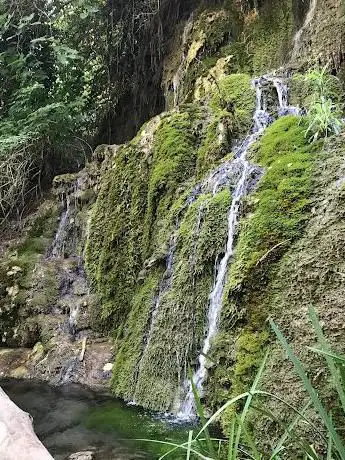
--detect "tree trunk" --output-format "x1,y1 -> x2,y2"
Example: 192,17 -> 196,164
0,387 -> 53,460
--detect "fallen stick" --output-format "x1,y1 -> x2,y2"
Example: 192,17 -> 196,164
0,387 -> 54,460
79,337 -> 87,362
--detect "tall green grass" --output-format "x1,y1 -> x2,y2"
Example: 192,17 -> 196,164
304,65 -> 343,142
142,306 -> 345,459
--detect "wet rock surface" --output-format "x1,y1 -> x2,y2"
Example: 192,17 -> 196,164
0,339 -> 113,390
0,155 -> 115,391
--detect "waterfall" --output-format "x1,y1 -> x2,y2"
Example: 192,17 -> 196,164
49,196 -> 71,259
131,188 -> 200,403
172,15 -> 194,108
47,178 -> 91,343
291,0 -> 317,60
177,76 -> 299,419
265,76 -> 300,117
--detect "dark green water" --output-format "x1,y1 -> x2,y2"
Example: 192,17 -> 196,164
0,379 -> 192,460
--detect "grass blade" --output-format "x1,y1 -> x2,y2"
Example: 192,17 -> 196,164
136,439 -> 212,460
190,368 -> 216,458
270,319 -> 345,458
308,347 -> 345,364
253,403 -> 319,460
308,306 -> 345,415
227,417 -> 236,460
233,350 -> 269,457
269,400 -> 311,460
195,393 -> 250,441
254,390 -> 325,440
327,430 -> 333,460
236,412 -> 262,459
186,430 -> 193,460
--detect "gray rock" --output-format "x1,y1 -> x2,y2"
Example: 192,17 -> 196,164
68,451 -> 95,460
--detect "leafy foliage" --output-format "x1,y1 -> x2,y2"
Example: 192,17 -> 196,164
0,0 -> 96,220
0,0 -> 182,222
304,66 -> 344,142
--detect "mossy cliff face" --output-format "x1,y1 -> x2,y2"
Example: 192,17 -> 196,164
205,114 -> 316,425
85,72 -> 256,410
82,0 -> 345,417
0,201 -> 60,346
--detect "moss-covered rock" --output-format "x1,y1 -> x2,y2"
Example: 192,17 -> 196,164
0,200 -> 60,346
83,68 -> 258,409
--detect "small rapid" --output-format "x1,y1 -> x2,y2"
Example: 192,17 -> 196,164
178,75 -> 299,419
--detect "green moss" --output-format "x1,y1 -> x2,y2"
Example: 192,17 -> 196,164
85,110 -> 199,332
197,74 -> 255,176
219,42 -> 253,74
197,120 -> 226,177
210,73 -> 255,132
206,116 -> 315,427
144,112 -> 197,255
247,1 -> 294,73
131,190 -> 232,410
85,144 -> 149,329
111,271 -> 162,400
109,188 -> 233,410
233,329 -> 270,388
226,116 -> 314,290
208,327 -> 270,430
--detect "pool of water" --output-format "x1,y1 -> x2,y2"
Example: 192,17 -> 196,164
0,379 -> 192,460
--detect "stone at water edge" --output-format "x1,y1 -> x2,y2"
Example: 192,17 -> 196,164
103,363 -> 113,372
0,387 -> 54,459
68,451 -> 95,460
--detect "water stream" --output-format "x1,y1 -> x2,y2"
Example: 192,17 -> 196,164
178,75 -> 299,418
132,188 -> 201,403
49,196 -> 71,259
172,15 -> 194,108
291,0 -> 318,60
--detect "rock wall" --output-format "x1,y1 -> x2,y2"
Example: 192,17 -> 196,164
293,0 -> 344,70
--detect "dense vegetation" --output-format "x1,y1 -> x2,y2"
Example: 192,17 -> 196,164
0,0 -> 190,221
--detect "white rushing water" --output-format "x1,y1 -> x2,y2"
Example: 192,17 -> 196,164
49,196 -> 71,259
172,15 -> 194,108
291,0 -> 318,60
178,76 -> 299,418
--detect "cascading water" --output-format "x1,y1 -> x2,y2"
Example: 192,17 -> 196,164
131,188 -> 201,403
268,77 -> 301,117
171,15 -> 194,108
291,0 -> 317,60
178,76 -> 300,418
49,196 -> 71,259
